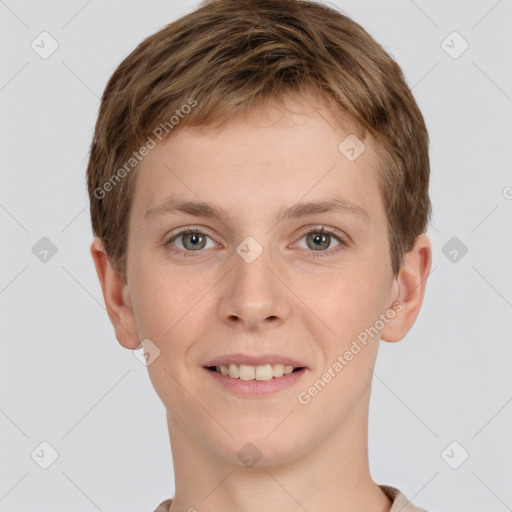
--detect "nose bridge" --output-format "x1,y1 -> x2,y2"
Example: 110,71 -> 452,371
218,236 -> 287,328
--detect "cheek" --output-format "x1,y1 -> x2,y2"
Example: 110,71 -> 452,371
307,264 -> 389,348
308,271 -> 384,405
131,260 -> 215,349
128,263 -> 176,340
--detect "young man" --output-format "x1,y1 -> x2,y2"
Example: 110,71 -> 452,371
87,1 -> 432,510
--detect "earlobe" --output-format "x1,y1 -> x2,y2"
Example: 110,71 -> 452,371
90,238 -> 140,350
380,234 -> 432,343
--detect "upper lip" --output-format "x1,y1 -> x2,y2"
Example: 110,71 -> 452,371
203,353 -> 308,368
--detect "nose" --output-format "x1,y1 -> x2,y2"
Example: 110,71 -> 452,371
217,243 -> 289,331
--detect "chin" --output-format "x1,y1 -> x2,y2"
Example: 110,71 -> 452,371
217,425 -> 308,468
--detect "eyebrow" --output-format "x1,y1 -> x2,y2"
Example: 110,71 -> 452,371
144,197 -> 370,225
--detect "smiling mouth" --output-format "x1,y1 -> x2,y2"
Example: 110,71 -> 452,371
205,364 -> 304,381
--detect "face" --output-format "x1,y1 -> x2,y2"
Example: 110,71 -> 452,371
121,94 -> 400,465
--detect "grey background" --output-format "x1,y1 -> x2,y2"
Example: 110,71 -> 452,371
1,0 -> 511,510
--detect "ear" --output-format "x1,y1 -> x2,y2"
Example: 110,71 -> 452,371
380,234 -> 432,343
90,238 -> 141,350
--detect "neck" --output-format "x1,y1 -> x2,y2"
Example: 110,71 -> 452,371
166,398 -> 392,512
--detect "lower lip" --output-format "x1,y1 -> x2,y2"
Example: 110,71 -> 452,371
203,367 -> 307,397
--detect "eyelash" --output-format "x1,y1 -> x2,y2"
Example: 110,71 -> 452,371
164,226 -> 348,259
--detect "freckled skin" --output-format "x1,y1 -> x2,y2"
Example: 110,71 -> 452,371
91,93 -> 431,512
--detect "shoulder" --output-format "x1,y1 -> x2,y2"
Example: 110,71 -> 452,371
380,484 -> 430,512
153,498 -> 173,512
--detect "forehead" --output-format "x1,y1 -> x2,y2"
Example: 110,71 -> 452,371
130,93 -> 383,227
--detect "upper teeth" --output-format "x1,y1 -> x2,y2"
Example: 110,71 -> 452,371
216,363 -> 296,381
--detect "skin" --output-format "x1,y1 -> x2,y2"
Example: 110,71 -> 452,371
91,92 -> 431,512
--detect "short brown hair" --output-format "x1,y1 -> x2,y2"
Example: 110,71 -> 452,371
86,0 -> 431,282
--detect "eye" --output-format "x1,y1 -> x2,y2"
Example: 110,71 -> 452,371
165,227 -> 216,256
295,226 -> 347,257
164,225 -> 348,258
